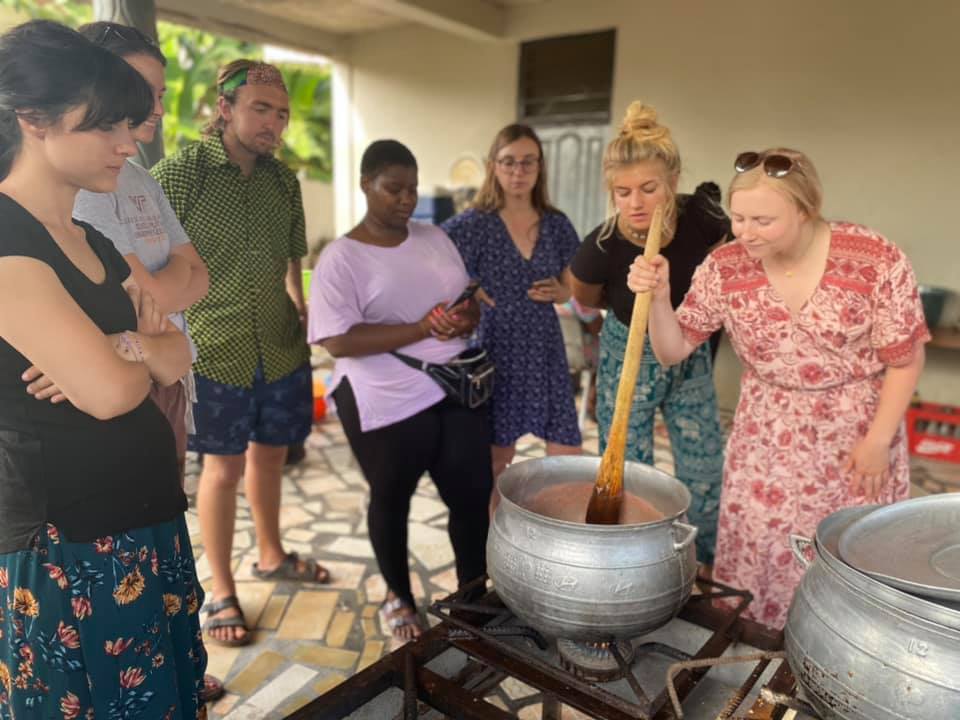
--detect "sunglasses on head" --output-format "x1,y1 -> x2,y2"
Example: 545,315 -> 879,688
96,22 -> 158,48
734,151 -> 801,178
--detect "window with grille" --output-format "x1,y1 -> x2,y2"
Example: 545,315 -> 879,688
518,30 -> 616,124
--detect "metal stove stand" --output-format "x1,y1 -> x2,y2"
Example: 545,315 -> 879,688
287,576 -> 810,720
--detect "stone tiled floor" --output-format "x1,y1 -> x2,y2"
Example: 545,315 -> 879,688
188,398 -> 959,719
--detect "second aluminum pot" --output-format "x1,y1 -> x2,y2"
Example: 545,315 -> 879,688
785,506 -> 960,719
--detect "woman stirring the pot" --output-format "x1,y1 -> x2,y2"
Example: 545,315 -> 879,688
571,102 -> 728,567
627,148 -> 928,628
309,140 -> 492,643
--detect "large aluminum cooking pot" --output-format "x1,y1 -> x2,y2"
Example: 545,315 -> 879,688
486,456 -> 698,642
808,506 -> 960,628
785,506 -> 960,719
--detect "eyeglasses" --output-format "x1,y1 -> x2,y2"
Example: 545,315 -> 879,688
734,151 -> 802,178
495,157 -> 540,174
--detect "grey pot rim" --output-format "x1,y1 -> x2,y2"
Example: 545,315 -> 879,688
792,505 -> 960,631
497,486 -> 688,533
495,455 -> 692,532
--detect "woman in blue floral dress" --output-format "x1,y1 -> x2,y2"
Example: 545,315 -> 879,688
443,124 -> 582,482
0,21 -> 206,719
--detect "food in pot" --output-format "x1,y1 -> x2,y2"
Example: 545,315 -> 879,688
526,481 -> 665,524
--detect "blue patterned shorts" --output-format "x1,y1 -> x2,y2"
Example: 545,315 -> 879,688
188,363 -> 313,455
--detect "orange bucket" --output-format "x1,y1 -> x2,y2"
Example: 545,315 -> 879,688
312,378 -> 327,422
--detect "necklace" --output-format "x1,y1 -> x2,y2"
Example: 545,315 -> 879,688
619,216 -> 648,243
777,224 -> 821,278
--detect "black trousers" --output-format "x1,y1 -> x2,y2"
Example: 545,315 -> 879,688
333,378 -> 493,607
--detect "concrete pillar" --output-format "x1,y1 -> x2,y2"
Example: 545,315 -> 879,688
332,59 -> 360,235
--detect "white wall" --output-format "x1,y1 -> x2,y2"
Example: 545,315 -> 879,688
338,0 -> 960,405
300,177 -> 335,250
337,23 -> 517,226
503,0 -> 958,288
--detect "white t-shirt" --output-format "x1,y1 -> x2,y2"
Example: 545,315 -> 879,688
74,160 -> 196,359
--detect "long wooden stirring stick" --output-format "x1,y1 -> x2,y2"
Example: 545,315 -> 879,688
585,205 -> 665,524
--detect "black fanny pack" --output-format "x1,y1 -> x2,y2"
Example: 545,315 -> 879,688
391,348 -> 495,409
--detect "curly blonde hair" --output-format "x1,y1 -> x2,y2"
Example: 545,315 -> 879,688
597,101 -> 681,247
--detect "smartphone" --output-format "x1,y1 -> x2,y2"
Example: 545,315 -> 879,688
447,282 -> 480,310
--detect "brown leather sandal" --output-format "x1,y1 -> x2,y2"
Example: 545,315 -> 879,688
202,595 -> 251,647
252,551 -> 331,584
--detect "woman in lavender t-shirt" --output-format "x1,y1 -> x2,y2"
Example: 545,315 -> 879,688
309,140 -> 492,642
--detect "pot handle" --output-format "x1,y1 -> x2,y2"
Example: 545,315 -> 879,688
672,521 -> 699,553
789,534 -> 813,570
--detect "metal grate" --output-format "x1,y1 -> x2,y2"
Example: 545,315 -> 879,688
286,576 -> 807,720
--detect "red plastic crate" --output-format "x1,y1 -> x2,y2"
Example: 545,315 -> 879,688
907,402 -> 960,464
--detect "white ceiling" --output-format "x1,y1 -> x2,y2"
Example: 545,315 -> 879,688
157,0 -> 550,55
218,0 -> 405,34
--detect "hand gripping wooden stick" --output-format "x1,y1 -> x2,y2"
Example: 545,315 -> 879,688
586,205 -> 664,525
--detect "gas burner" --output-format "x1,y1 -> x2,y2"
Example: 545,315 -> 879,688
557,638 -> 635,682
292,577 -> 808,720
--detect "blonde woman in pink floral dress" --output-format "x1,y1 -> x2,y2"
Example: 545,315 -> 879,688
627,148 -> 929,628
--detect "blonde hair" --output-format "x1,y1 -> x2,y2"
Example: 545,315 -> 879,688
597,101 -> 681,246
727,148 -> 823,221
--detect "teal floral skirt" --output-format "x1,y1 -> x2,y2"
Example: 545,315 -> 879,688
596,313 -> 725,565
0,517 -> 207,719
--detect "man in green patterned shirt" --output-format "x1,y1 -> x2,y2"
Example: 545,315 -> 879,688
153,59 -> 329,647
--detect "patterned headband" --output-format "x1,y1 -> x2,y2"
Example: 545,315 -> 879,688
219,63 -> 287,95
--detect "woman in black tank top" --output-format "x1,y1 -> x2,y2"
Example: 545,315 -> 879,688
0,21 -> 206,718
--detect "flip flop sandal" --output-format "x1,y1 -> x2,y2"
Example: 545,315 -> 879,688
251,551 -> 331,584
200,674 -> 225,703
379,596 -> 424,642
202,595 -> 252,648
